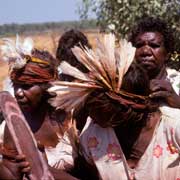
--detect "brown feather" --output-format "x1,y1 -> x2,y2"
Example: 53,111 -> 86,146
48,34 -> 136,111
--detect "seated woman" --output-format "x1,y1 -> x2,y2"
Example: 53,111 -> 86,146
0,37 -> 78,180
50,34 -> 180,180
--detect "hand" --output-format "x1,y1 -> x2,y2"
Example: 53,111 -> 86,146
149,79 -> 180,108
15,154 -> 31,174
0,154 -> 31,179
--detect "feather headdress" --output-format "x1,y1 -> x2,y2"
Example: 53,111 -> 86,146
1,35 -> 34,72
48,34 -> 136,112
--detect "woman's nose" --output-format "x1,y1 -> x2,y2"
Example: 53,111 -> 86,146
15,88 -> 24,98
141,45 -> 152,55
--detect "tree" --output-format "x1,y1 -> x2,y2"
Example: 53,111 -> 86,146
79,0 -> 180,70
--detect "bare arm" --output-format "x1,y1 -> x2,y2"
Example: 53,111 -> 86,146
49,166 -> 79,180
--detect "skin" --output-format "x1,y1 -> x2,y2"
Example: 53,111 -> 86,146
14,84 -> 43,112
0,154 -> 30,179
134,32 -> 168,79
134,32 -> 180,108
1,83 -> 78,180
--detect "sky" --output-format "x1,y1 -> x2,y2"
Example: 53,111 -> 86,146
0,0 -> 83,25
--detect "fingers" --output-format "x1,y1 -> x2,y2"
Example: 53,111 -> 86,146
15,154 -> 31,174
15,154 -> 26,162
150,79 -> 172,92
19,162 -> 31,174
149,91 -> 170,99
150,83 -> 161,92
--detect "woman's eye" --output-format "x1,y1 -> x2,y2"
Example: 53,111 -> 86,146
150,43 -> 160,48
22,85 -> 32,90
135,43 -> 143,48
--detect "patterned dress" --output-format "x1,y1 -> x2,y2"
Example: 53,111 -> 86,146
80,106 -> 180,180
79,69 -> 180,180
166,68 -> 180,95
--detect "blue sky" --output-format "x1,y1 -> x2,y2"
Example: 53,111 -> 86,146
0,0 -> 83,25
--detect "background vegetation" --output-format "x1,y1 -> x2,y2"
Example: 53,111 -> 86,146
79,0 -> 180,70
0,19 -> 97,36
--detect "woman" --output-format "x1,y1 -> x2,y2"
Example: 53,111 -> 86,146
56,29 -> 91,82
56,29 -> 92,131
0,37 -> 78,180
129,16 -> 180,108
49,33 -> 180,180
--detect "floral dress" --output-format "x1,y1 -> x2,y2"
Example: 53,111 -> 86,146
80,106 -> 180,180
166,68 -> 180,95
79,68 -> 180,180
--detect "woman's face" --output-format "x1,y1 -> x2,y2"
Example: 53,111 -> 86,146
134,32 -> 168,79
14,83 -> 43,111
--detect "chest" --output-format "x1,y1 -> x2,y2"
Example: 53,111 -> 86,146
3,115 -> 61,155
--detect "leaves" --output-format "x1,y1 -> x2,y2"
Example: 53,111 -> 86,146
79,0 -> 180,71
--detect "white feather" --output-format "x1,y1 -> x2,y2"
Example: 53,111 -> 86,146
1,35 -> 34,71
60,61 -> 90,82
22,37 -> 34,55
48,34 -> 136,111
117,39 -> 136,91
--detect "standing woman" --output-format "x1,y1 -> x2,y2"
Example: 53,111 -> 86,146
129,16 -> 180,108
49,33 -> 180,180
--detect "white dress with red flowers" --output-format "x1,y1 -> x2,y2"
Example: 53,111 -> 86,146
166,68 -> 180,95
80,106 -> 180,180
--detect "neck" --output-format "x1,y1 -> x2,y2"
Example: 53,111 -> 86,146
149,65 -> 167,80
23,106 -> 47,133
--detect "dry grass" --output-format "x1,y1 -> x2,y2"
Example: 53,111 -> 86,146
0,30 -> 100,90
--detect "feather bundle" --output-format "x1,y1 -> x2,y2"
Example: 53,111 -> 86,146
1,35 -> 34,72
48,34 -> 136,111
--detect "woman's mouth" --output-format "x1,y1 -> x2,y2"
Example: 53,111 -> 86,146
139,58 -> 155,66
142,60 -> 155,66
17,99 -> 29,107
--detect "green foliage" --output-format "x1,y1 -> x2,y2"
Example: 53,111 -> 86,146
79,0 -> 180,70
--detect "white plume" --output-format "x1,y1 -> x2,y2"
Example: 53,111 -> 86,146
1,35 -> 34,72
48,34 -> 136,111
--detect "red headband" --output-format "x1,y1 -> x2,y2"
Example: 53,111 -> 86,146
10,60 -> 57,85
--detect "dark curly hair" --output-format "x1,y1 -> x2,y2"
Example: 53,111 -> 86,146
129,16 -> 175,53
56,29 -> 92,78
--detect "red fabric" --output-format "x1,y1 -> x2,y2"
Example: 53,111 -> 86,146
106,91 -> 148,110
10,62 -> 57,84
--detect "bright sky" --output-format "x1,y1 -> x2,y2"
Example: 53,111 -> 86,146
0,0 -> 82,25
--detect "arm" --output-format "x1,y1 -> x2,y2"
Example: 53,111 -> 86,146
49,166 -> 79,180
0,154 -> 79,180
71,154 -> 99,180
